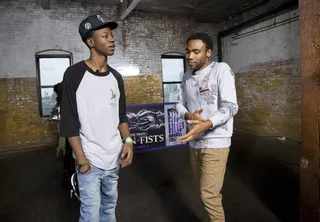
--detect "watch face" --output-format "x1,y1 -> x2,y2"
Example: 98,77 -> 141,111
126,137 -> 132,143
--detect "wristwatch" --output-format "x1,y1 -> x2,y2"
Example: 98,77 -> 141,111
125,137 -> 133,146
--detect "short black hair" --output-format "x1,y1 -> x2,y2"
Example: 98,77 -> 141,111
187,33 -> 213,51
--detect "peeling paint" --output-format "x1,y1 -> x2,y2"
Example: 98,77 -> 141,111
222,9 -> 301,141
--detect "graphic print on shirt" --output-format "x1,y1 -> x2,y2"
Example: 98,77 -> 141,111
111,89 -> 116,99
192,139 -> 211,147
198,72 -> 218,106
218,69 -> 237,120
221,123 -> 228,131
110,89 -> 117,108
219,101 -> 238,119
218,69 -> 237,130
192,136 -> 231,148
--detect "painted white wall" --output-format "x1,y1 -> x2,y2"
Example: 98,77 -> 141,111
222,9 -> 300,72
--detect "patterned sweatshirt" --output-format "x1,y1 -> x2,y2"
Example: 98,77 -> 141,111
176,62 -> 238,148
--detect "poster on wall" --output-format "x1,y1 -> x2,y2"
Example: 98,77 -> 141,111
126,104 -> 166,150
164,103 -> 187,146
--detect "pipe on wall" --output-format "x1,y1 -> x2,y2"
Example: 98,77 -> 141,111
217,0 -> 298,62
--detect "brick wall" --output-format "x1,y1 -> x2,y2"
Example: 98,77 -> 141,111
124,76 -> 163,105
0,0 -> 218,149
221,9 -> 301,141
0,78 -> 57,148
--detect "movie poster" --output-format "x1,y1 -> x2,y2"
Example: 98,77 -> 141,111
126,104 -> 166,150
164,104 -> 187,146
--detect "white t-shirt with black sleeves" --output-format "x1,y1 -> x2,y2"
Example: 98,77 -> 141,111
60,61 -> 127,170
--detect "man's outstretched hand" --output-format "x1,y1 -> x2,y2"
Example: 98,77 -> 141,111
179,120 -> 213,143
185,109 -> 206,122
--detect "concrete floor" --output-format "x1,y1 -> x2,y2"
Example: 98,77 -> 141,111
0,134 -> 299,222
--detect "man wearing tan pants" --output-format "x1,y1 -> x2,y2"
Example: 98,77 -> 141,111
176,33 -> 238,222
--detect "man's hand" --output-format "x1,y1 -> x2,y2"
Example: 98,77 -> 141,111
79,163 -> 91,174
120,144 -> 133,168
185,109 -> 206,122
178,120 -> 213,143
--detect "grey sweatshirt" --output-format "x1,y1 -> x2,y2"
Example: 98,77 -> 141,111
176,62 -> 238,148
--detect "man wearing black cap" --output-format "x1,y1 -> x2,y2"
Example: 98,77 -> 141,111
60,14 -> 133,222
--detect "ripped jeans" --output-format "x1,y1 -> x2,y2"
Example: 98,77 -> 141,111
76,164 -> 120,222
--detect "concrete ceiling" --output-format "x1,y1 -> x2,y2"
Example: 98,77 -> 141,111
71,0 -> 268,23
77,0 -> 120,6
135,0 -> 268,23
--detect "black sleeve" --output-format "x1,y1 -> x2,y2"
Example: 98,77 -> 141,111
60,66 -> 82,137
109,66 -> 128,124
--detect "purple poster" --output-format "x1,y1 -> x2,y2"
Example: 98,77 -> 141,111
126,104 -> 166,150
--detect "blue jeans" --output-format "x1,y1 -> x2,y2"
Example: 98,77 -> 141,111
77,164 -> 120,222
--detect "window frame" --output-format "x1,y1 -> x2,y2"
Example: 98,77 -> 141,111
35,49 -> 73,117
161,54 -> 186,103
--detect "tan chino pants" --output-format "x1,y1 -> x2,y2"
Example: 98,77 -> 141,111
190,147 -> 230,222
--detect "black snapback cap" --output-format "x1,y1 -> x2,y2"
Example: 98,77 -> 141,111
79,14 -> 118,40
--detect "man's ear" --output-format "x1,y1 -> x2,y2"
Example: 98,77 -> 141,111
206,49 -> 212,58
86,38 -> 94,48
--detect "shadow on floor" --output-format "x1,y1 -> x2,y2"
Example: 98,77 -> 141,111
0,134 -> 299,222
229,134 -> 300,222
118,149 -> 207,222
